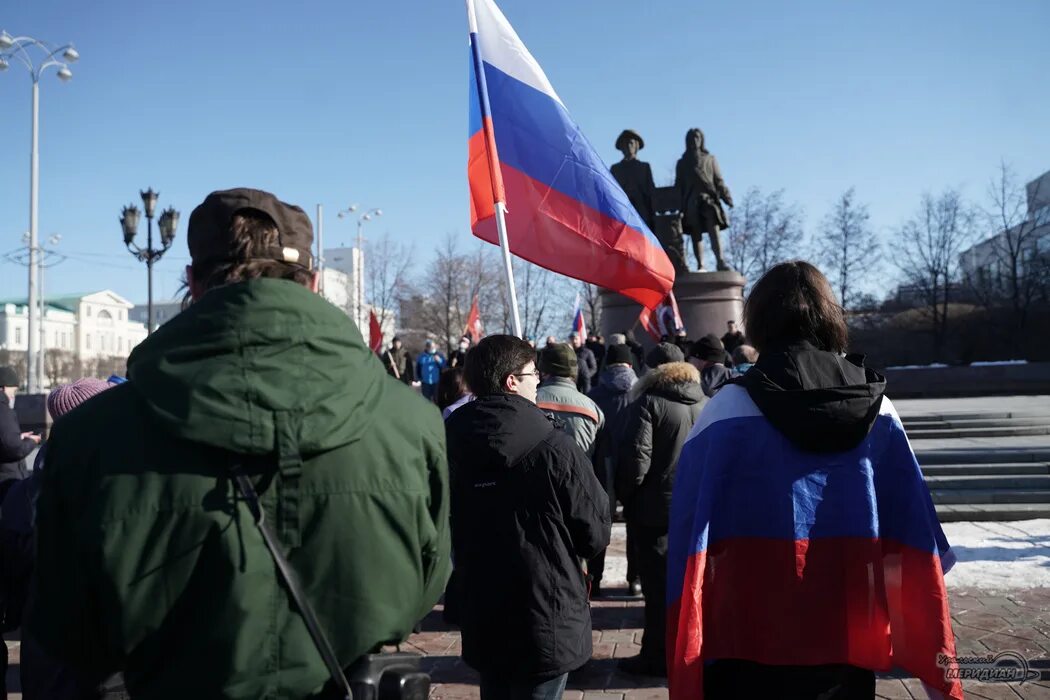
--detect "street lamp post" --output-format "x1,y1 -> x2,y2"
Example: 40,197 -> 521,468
1,30 -> 79,393
121,189 -> 179,335
342,207 -> 381,330
37,234 -> 62,389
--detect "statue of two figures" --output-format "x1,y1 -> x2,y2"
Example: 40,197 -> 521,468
610,128 -> 735,273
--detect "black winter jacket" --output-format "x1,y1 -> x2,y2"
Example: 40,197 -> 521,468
446,394 -> 611,680
588,366 -> 637,495
617,362 -> 705,528
0,400 -> 33,503
575,346 -> 598,394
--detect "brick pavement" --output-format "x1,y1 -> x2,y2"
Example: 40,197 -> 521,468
5,589 -> 1050,698
409,587 -> 1050,700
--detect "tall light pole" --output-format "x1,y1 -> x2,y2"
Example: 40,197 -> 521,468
340,207 -> 380,331
37,233 -> 62,388
1,30 -> 79,393
121,189 -> 179,335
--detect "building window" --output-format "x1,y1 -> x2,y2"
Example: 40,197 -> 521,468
15,328 -> 22,344
86,335 -> 91,350
86,306 -> 92,317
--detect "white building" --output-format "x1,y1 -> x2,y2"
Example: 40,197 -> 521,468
960,169 -> 1050,288
0,290 -> 148,385
323,246 -> 365,331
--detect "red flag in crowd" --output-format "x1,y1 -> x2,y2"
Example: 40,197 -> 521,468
639,291 -> 685,341
463,296 -> 484,344
369,310 -> 383,353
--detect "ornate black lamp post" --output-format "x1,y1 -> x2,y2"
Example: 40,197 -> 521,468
121,188 -> 178,335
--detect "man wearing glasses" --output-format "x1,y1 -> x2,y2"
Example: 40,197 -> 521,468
445,335 -> 610,700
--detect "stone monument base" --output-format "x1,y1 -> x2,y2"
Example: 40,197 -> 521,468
599,271 -> 746,351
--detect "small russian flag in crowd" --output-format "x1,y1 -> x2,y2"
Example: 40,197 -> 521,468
666,386 -> 963,700
639,291 -> 685,341
571,294 -> 587,339
466,0 -> 675,310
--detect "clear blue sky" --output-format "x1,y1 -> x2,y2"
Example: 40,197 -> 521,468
2,0 -> 1048,305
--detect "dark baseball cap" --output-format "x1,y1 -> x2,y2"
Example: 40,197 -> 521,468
188,188 -> 314,270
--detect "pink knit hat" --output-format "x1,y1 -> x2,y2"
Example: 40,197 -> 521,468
47,378 -> 114,419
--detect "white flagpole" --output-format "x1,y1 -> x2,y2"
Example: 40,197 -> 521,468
468,0 -> 523,338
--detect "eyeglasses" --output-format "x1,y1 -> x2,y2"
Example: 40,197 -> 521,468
513,370 -> 540,379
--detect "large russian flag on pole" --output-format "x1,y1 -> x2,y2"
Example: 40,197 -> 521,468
467,0 -> 675,311
667,386 -> 963,700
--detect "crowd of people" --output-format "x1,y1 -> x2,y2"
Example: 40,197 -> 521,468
0,187 -> 960,700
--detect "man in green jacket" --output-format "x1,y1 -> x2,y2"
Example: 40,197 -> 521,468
29,188 -> 451,699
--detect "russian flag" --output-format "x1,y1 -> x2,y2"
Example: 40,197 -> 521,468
571,294 -> 587,338
467,0 -> 675,310
667,386 -> 963,699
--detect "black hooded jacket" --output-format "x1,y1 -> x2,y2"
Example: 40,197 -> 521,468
736,341 -> 886,453
445,394 -> 610,680
617,362 -> 705,528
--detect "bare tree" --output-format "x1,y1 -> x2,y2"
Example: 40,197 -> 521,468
579,283 -> 603,337
365,233 -> 413,335
974,162 -> 1048,348
45,349 -> 76,386
723,187 -> 806,285
897,189 -> 975,359
816,187 -> 881,309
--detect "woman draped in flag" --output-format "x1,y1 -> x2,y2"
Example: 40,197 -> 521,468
667,261 -> 962,700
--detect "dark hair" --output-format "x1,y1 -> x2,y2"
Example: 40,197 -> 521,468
182,212 -> 313,305
743,260 -> 847,353
436,366 -> 469,410
464,335 -> 536,397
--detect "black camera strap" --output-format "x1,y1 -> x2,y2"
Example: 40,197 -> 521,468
232,468 -> 353,700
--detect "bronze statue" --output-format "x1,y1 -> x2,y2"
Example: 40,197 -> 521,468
674,128 -> 734,271
610,129 -> 655,231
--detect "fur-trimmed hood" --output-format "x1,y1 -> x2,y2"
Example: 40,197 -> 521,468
630,361 -> 703,404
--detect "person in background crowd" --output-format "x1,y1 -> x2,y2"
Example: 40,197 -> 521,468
687,334 -> 734,398
446,335 -> 610,700
383,336 -> 415,384
417,339 -> 448,402
569,332 -> 599,394
721,319 -> 746,355
1,365 -> 40,699
617,342 -> 705,677
450,336 -> 472,369
673,328 -> 691,354
586,334 -> 606,371
29,188 -> 450,699
438,366 -> 473,420
536,344 -> 605,457
621,330 -> 647,374
2,378 -> 117,700
667,261 -> 961,700
731,344 -> 759,375
608,332 -> 626,346
0,366 -> 39,504
545,335 -> 558,347
587,344 -> 640,598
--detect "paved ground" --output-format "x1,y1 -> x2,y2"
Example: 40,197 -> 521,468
892,396 -> 1050,417
407,587 -> 1050,700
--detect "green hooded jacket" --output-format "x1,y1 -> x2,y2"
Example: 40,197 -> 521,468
29,279 -> 451,699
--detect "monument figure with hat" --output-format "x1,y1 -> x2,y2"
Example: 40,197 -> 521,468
675,128 -> 734,272
610,129 -> 656,232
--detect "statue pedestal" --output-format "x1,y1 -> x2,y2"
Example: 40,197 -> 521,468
599,271 -> 746,350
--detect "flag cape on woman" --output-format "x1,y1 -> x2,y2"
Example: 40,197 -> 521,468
667,385 -> 963,700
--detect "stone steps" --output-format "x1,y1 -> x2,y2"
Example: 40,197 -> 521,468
935,503 -> 1050,522
921,462 -> 1050,476
904,411 -> 1050,521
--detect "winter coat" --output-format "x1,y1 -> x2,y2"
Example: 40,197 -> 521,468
29,279 -> 451,700
537,377 -> 605,457
383,346 -> 415,383
445,393 -> 610,681
0,399 -> 33,503
574,346 -> 598,394
417,351 -> 447,386
588,366 -> 638,497
617,362 -> 705,528
701,364 -> 734,398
